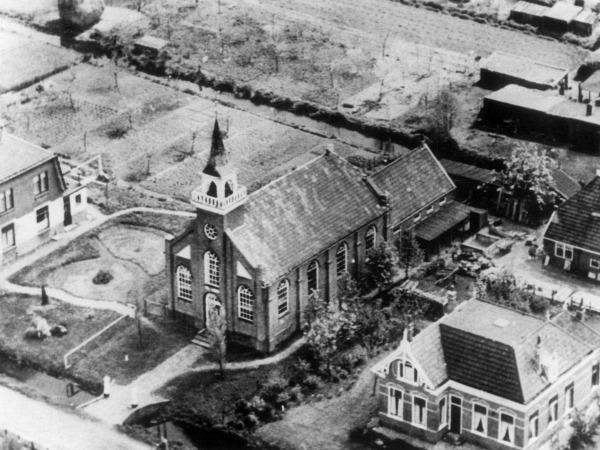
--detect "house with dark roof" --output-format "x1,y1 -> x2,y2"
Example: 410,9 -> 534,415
368,146 -> 484,255
543,172 -> 600,280
372,300 -> 600,449
165,122 -> 478,352
0,125 -> 88,264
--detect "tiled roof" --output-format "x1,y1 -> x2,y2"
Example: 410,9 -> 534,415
225,150 -> 385,283
368,145 -> 455,227
0,133 -> 55,184
544,2 -> 582,22
551,168 -> 581,199
414,200 -> 472,242
544,176 -> 600,253
440,159 -> 495,185
407,300 -> 594,403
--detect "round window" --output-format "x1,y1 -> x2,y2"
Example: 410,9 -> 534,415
204,224 -> 218,240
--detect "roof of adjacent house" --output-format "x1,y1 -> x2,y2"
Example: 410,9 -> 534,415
368,145 -> 455,227
225,149 -> 385,284
544,176 -> 600,253
551,168 -> 581,199
544,2 -> 582,22
0,132 -> 56,184
414,200 -> 473,242
481,51 -> 569,88
510,1 -> 550,17
439,159 -> 495,184
374,300 -> 598,404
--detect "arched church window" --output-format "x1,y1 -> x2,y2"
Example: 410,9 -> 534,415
176,265 -> 192,301
204,251 -> 220,287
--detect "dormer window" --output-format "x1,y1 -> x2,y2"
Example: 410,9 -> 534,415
394,359 -> 421,385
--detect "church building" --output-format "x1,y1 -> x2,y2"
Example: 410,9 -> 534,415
165,121 -> 390,352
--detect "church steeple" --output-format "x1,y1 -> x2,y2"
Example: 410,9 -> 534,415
203,120 -> 229,177
190,120 -> 247,215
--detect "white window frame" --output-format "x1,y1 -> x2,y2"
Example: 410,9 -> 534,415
426,205 -> 434,215
412,395 -> 427,428
472,403 -> 488,436
0,188 -> 14,213
555,242 -> 573,260
238,285 -> 254,322
395,359 -> 420,386
498,412 -> 515,445
204,251 -> 220,287
565,383 -> 574,410
591,259 -> 600,270
336,243 -> 348,278
35,206 -> 49,232
414,213 -> 421,223
365,225 -> 377,250
548,396 -> 558,424
439,197 -> 447,206
388,386 -> 403,419
438,396 -> 448,430
529,412 -> 539,441
277,279 -> 290,317
33,171 -> 48,195
176,265 -> 192,301
1,223 -> 15,250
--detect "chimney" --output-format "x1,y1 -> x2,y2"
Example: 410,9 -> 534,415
596,168 -> 600,178
325,143 -> 334,154
559,84 -> 564,96
587,103 -> 593,117
534,336 -> 542,373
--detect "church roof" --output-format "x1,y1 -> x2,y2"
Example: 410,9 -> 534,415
225,149 -> 385,284
203,120 -> 230,177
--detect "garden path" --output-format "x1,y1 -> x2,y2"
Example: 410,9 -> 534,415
83,337 -> 306,425
0,206 -> 195,316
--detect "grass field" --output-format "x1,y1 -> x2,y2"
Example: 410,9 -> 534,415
0,30 -> 80,94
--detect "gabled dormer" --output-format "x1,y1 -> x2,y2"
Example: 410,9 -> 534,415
190,120 -> 247,215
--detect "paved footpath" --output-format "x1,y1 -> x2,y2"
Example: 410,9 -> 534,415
0,385 -> 150,450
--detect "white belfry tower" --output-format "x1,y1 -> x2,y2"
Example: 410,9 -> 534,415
190,120 -> 247,214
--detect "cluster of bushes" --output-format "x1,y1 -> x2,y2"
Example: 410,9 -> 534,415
414,257 -> 446,279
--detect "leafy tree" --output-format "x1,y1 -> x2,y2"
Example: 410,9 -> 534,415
494,145 -> 557,224
568,408 -> 599,450
427,87 -> 459,134
208,307 -> 227,377
303,292 -> 355,377
364,242 -> 396,294
475,269 -> 532,313
395,230 -> 424,279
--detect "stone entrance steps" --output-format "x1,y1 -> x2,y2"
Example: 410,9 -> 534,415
191,329 -> 211,348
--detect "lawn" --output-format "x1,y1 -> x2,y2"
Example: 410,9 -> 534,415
10,212 -> 192,306
70,315 -> 196,385
0,293 -> 120,380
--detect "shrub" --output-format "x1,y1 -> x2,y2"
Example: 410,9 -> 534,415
529,295 -> 549,314
261,371 -> 288,404
302,374 -> 322,391
92,270 -> 113,285
105,124 -> 128,139
243,413 -> 260,429
289,385 -> 304,402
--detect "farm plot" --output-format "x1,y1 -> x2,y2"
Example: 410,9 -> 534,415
0,30 -> 80,94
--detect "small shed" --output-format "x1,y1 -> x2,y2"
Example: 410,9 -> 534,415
543,2 -> 583,31
480,51 -> 569,90
572,9 -> 598,36
509,1 -> 550,25
133,35 -> 168,56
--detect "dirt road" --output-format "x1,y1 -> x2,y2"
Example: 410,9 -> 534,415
238,0 -> 587,68
0,385 -> 150,450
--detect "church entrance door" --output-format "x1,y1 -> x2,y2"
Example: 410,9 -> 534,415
205,293 -> 223,330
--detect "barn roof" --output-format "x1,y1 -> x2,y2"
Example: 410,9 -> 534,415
544,2 -> 582,22
482,51 -> 569,88
484,84 -> 565,113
